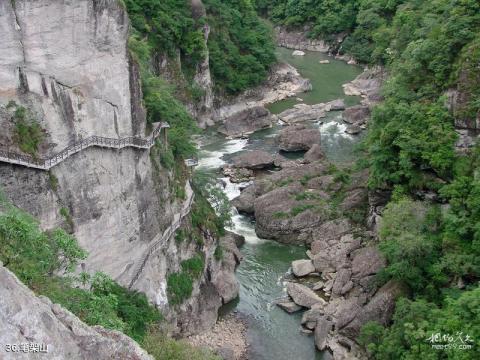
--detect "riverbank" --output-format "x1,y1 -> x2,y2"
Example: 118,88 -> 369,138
186,313 -> 248,360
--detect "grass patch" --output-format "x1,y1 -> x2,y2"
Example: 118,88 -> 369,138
181,255 -> 204,279
167,272 -> 193,306
273,211 -> 289,219
12,106 -> 45,156
60,206 -> 74,231
291,204 -> 315,216
214,245 -> 224,261
142,327 -> 220,360
48,171 -> 59,192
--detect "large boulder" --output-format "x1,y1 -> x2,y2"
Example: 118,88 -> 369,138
339,281 -> 406,338
231,185 -> 256,214
342,105 -> 370,126
254,184 -> 328,244
276,299 -> 302,313
351,246 -> 385,281
312,234 -> 362,273
291,259 -> 315,277
286,282 -> 326,308
304,144 -> 325,163
231,150 -> 275,169
211,232 -> 243,304
218,106 -> 273,137
278,125 -> 321,152
305,218 -> 353,249
332,268 -> 353,296
0,263 -> 153,360
314,316 -> 333,351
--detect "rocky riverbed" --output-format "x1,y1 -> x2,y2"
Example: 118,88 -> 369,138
186,313 -> 248,360
197,45 -> 387,359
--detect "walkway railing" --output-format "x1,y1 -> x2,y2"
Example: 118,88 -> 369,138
128,181 -> 195,289
0,122 -> 169,170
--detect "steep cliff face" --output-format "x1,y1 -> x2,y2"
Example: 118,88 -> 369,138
0,0 -> 237,335
0,262 -> 153,360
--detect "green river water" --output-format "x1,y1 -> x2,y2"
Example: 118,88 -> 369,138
197,48 -> 362,360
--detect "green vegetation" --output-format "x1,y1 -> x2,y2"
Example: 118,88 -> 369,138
204,0 -> 276,94
11,105 -> 45,156
125,0 -> 275,96
291,204 -> 315,216
167,255 -> 204,306
258,2 -> 480,357
48,171 -> 59,192
0,205 -> 160,342
192,170 -> 232,236
167,271 -> 194,306
214,245 -> 224,261
142,328 -> 221,360
0,203 -> 219,358
359,288 -> 480,359
59,206 -> 74,231
181,255 -> 205,279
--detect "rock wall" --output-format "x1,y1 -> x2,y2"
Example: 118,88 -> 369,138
0,262 -> 153,360
0,0 -> 238,335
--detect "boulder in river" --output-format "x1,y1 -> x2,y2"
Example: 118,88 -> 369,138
303,144 -> 325,163
342,105 -> 370,126
278,125 -> 321,152
276,299 -> 303,313
291,259 -> 316,277
218,106 -> 274,137
223,167 -> 254,183
292,50 -> 306,56
231,150 -> 275,169
286,282 -> 326,308
231,185 -> 256,215
345,124 -> 362,135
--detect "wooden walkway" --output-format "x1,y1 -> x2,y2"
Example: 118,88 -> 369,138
0,122 -> 169,170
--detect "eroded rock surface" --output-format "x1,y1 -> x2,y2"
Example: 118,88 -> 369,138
0,263 -> 153,360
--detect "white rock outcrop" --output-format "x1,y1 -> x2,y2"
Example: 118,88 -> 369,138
0,262 -> 153,360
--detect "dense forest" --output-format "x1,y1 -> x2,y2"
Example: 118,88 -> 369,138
258,0 -> 480,358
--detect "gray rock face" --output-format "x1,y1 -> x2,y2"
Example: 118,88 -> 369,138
278,125 -> 321,152
0,0 -> 238,337
286,282 -> 326,308
351,246 -> 386,281
343,105 -> 371,126
314,317 -> 333,351
345,124 -> 362,135
291,259 -> 316,277
231,185 -> 256,214
308,219 -> 353,251
254,184 -> 328,244
332,269 -> 353,296
231,150 -> 275,169
343,67 -> 386,106
211,232 -> 243,304
275,26 -> 336,52
277,299 -> 303,313
339,281 -> 406,338
0,263 -> 153,360
277,99 -> 345,124
304,144 -> 325,163
312,234 -> 362,273
218,106 -> 273,137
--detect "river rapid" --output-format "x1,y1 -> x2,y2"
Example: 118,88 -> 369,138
197,48 -> 362,360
